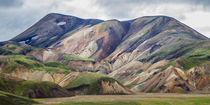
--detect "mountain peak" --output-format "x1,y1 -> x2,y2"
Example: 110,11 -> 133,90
10,13 -> 208,49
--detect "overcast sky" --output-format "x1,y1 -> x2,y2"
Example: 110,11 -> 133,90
0,0 -> 210,41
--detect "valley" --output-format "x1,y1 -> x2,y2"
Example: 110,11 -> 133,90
37,94 -> 210,105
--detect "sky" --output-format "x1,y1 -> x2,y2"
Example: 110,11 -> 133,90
0,0 -> 210,41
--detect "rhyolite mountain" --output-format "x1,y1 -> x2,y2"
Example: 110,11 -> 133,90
10,13 -> 103,48
1,12 -> 210,100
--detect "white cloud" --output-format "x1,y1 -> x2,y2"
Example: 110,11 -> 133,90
183,11 -> 210,37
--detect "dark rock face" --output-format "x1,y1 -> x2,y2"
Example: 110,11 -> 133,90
10,13 -> 103,47
24,87 -> 71,98
67,84 -> 90,96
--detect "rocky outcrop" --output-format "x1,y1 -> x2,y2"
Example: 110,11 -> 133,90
186,62 -> 210,90
1,68 -> 80,87
67,79 -> 133,95
139,66 -> 193,93
67,60 -> 111,74
101,80 -> 132,95
129,62 -> 210,93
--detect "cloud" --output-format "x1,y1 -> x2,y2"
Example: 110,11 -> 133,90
96,0 -> 210,7
95,0 -> 210,19
0,0 -> 23,8
0,0 -> 210,41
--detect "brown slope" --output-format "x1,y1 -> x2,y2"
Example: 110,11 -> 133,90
50,20 -> 128,60
105,16 -> 208,70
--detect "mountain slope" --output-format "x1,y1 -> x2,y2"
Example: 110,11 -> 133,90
4,13 -> 210,94
10,13 -> 103,47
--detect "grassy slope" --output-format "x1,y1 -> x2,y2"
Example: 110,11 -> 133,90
0,90 -> 38,105
0,75 -> 64,97
62,54 -> 96,62
0,55 -> 71,74
0,42 -> 36,55
176,47 -> 210,70
140,41 -> 210,70
65,73 -> 118,94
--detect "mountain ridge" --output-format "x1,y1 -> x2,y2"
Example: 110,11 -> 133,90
1,13 -> 210,98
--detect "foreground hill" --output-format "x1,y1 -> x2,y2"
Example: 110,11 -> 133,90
2,13 -> 210,94
0,91 -> 37,105
0,48 -> 130,98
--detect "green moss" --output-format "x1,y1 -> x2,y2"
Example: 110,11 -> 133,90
17,81 -> 60,96
65,73 -> 118,94
139,41 -> 210,70
175,45 -> 210,70
44,62 -> 70,73
158,61 -> 176,71
88,77 -> 117,94
62,54 -> 96,62
0,43 -> 36,55
139,41 -> 192,63
0,91 -> 38,105
0,55 -> 71,74
7,44 -> 19,49
65,73 -> 107,89
0,47 -> 18,55
0,75 -> 63,97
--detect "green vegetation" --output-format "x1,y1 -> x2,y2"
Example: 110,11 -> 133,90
0,75 -> 64,98
62,54 -> 96,62
65,73 -> 107,89
44,62 -> 71,74
157,60 -> 176,71
0,90 -> 38,105
57,97 -> 210,105
65,73 -> 118,94
0,47 -> 18,55
59,102 -> 139,105
0,43 -> 36,55
177,48 -> 210,70
139,41 -> 192,63
139,41 -> 210,70
0,55 -> 71,74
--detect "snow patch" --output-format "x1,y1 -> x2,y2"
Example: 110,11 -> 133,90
57,22 -> 66,26
31,35 -> 39,40
19,41 -> 26,44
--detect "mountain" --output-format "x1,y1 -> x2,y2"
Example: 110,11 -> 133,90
11,14 -> 208,61
10,13 -> 103,47
1,13 -> 210,100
